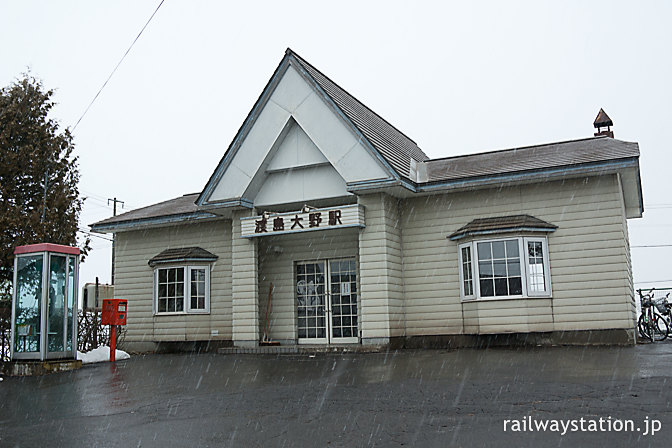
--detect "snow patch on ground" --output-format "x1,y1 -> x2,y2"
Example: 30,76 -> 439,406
77,346 -> 130,364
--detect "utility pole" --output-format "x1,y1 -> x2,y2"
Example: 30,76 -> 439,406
94,276 -> 99,348
107,198 -> 124,284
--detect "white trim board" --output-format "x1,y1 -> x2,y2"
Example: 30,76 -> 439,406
206,65 -> 391,207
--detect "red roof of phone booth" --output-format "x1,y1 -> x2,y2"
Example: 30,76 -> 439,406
14,243 -> 81,255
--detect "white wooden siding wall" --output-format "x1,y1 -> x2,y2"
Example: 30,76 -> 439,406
617,173 -> 636,323
257,228 -> 359,342
231,210 -> 259,347
385,196 -> 405,337
358,194 -> 405,340
401,174 -> 633,336
114,220 -> 232,346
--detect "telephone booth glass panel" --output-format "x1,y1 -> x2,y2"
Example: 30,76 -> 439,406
14,255 -> 43,354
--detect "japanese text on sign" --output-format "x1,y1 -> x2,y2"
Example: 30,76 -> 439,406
240,205 -> 364,238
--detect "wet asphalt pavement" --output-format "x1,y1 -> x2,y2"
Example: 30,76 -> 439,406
1,344 -> 671,448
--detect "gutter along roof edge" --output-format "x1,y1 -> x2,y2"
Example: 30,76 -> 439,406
91,157 -> 641,233
90,211 -> 219,234
416,157 -> 640,193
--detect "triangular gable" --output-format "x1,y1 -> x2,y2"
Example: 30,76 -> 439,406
266,120 -> 329,171
243,118 -> 350,207
290,51 -> 429,178
197,50 -> 400,209
253,163 -> 348,208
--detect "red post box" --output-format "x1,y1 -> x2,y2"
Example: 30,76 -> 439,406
101,298 -> 127,362
101,298 -> 127,325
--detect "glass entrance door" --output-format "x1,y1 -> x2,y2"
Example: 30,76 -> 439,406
328,259 -> 358,344
296,261 -> 328,343
296,259 -> 358,344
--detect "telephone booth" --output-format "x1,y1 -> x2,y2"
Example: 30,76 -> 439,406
11,243 -> 80,361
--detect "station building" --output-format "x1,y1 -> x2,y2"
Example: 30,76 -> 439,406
91,49 -> 643,351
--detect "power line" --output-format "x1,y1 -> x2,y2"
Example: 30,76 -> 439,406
82,195 -> 136,212
635,280 -> 672,285
72,0 -> 166,131
631,244 -> 672,248
83,201 -> 114,211
83,196 -> 110,206
81,189 -> 110,202
78,228 -> 113,242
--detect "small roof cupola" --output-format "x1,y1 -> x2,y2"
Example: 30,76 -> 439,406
594,108 -> 614,138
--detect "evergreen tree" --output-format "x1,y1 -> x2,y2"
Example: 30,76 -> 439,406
0,74 -> 90,303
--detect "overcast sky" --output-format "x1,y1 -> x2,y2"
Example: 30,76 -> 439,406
2,1 -> 671,297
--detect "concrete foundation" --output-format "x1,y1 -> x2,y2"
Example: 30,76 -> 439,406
396,329 -> 636,349
1,359 -> 82,376
118,329 -> 637,355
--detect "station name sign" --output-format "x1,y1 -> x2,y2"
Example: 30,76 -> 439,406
241,204 -> 365,238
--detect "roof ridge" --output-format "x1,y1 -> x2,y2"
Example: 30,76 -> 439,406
287,48 -> 426,155
426,135 -> 627,163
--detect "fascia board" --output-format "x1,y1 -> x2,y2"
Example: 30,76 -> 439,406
449,226 -> 558,241
345,159 -> 642,210
198,54 -> 401,207
415,158 -> 640,194
197,57 -> 293,207
198,198 -> 254,210
286,56 -> 400,183
633,165 -> 644,218
90,212 -> 220,234
148,257 -> 218,267
346,177 -> 416,194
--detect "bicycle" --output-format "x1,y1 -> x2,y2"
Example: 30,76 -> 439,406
653,292 -> 672,335
637,289 -> 669,342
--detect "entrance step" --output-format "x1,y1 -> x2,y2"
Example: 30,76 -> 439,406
218,344 -> 385,355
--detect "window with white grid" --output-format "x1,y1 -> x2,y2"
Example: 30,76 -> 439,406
154,266 -> 210,314
458,237 -> 551,300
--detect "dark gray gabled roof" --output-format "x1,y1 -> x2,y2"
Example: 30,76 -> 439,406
92,51 -> 643,233
93,137 -> 640,232
425,136 -> 639,183
197,49 -> 430,206
449,215 -> 558,241
90,193 -> 216,232
289,49 -> 429,180
148,247 -> 218,267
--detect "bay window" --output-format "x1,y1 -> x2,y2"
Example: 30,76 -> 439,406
154,266 -> 210,314
148,247 -> 218,315
458,237 -> 551,300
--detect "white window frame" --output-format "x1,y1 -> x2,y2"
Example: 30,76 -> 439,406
186,266 -> 210,313
457,236 -> 551,301
458,243 -> 476,301
523,236 -> 552,297
153,265 -> 211,315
